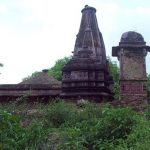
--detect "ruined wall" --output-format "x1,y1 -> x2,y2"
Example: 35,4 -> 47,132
0,84 -> 61,102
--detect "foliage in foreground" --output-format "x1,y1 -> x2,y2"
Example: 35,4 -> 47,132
0,109 -> 46,150
1,100 -> 150,150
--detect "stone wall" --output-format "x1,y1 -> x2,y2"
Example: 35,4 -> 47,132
0,84 -> 61,102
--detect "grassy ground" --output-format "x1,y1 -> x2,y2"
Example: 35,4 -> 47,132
1,97 -> 150,150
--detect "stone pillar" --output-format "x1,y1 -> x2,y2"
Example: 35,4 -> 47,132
112,31 -> 150,111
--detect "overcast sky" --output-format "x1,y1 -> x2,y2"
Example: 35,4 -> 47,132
0,0 -> 150,84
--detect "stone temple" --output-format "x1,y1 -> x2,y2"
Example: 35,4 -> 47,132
0,6 -> 150,111
61,5 -> 114,101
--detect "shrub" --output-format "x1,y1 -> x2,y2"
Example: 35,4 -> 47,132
0,109 -> 23,149
1,101 -> 150,150
18,123 -> 46,149
61,106 -> 150,150
44,101 -> 76,128
0,109 -> 46,150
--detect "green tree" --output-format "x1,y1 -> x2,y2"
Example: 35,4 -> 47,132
22,71 -> 40,81
22,57 -> 70,81
0,63 -> 3,67
48,57 -> 70,81
107,57 -> 120,100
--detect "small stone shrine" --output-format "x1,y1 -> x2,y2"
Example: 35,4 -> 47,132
112,31 -> 150,111
61,5 -> 114,101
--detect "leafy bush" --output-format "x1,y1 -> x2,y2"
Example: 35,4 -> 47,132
19,123 -> 46,149
61,105 -> 150,150
1,101 -> 150,150
0,109 -> 23,149
0,109 -> 46,150
44,101 -> 76,128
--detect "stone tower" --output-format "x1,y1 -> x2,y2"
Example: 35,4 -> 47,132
112,31 -> 150,111
61,5 -> 113,101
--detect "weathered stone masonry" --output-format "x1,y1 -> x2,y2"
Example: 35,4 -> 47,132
61,5 -> 114,101
112,31 -> 150,111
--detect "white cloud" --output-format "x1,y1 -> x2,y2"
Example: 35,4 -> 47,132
98,2 -> 120,13
136,7 -> 150,14
0,4 -> 7,13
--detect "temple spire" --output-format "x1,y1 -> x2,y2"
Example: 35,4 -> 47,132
74,5 -> 106,64
61,5 -> 114,100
